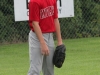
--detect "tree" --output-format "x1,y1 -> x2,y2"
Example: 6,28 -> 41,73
0,0 -> 30,43
80,0 -> 100,37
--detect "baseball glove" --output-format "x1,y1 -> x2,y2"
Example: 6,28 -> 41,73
53,44 -> 66,68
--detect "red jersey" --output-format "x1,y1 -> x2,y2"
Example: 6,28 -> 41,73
29,0 -> 58,33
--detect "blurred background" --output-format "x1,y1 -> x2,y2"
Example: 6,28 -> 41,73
0,0 -> 100,44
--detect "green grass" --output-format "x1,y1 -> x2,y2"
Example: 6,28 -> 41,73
0,37 -> 100,75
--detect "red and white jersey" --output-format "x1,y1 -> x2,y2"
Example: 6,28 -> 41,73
29,0 -> 58,33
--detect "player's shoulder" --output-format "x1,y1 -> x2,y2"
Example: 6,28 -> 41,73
54,0 -> 57,3
52,0 -> 57,3
30,0 -> 40,3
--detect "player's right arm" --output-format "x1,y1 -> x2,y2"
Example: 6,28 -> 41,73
32,21 -> 49,55
29,1 -> 49,55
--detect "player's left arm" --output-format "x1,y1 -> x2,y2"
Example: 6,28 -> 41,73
54,18 -> 63,46
54,1 -> 63,46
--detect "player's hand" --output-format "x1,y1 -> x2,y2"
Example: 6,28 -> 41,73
40,42 -> 49,56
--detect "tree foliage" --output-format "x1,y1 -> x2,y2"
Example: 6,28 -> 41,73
0,0 -> 29,43
60,0 -> 100,38
0,0 -> 100,43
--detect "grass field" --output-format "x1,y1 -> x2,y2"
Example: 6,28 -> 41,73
0,37 -> 100,75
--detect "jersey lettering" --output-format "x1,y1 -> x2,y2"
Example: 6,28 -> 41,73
40,6 -> 54,19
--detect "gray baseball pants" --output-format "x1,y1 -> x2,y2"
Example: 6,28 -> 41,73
28,30 -> 55,75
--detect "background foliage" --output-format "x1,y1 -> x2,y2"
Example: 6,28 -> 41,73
0,0 -> 100,43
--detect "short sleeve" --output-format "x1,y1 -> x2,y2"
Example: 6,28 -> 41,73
54,1 -> 58,19
29,2 -> 40,22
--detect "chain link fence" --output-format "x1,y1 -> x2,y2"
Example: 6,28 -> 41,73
0,0 -> 100,44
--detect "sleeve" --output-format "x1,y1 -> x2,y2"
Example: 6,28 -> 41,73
54,1 -> 58,19
29,2 -> 40,22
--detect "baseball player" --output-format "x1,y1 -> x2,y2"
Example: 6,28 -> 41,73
27,0 -> 63,75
